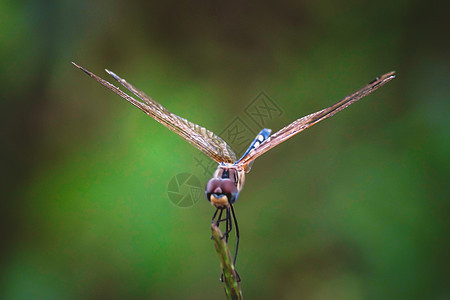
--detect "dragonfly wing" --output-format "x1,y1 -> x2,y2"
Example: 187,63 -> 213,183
73,62 -> 237,163
236,71 -> 396,167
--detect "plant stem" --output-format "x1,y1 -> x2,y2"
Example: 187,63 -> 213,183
211,223 -> 243,300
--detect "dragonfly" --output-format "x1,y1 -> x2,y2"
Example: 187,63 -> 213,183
73,62 -> 395,274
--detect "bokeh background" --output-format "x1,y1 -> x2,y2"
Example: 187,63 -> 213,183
1,0 -> 449,299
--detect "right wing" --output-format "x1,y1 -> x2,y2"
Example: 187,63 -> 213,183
236,71 -> 396,167
73,62 -> 237,164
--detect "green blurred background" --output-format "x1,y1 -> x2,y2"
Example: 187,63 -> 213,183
1,0 -> 449,299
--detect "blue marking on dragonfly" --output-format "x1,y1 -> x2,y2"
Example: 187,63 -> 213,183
236,128 -> 271,164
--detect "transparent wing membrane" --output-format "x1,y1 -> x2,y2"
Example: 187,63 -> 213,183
73,63 -> 236,163
236,71 -> 396,167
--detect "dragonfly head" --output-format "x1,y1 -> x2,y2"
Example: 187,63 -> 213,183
205,178 -> 239,209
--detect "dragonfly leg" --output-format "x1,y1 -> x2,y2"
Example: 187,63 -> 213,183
212,206 -> 240,282
211,208 -> 219,224
222,208 -> 233,242
224,209 -> 229,241
213,209 -> 224,227
230,204 -> 241,282
211,208 -> 224,240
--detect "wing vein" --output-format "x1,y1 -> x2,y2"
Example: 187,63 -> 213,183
73,62 -> 236,163
237,71 -> 396,166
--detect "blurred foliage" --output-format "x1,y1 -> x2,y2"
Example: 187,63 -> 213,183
1,0 -> 449,299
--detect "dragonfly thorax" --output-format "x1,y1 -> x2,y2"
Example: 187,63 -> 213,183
205,164 -> 245,209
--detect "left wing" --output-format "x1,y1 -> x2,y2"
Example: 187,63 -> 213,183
73,62 -> 236,163
236,71 -> 396,167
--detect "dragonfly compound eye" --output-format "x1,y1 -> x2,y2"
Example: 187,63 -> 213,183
205,178 -> 238,208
